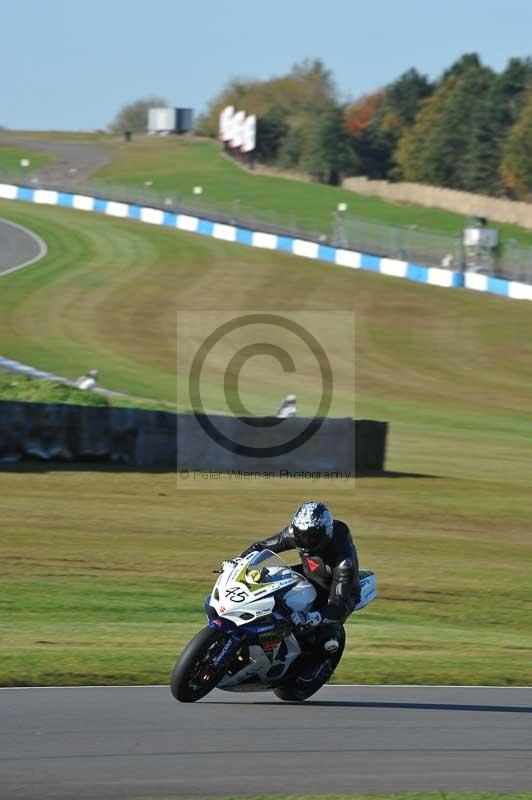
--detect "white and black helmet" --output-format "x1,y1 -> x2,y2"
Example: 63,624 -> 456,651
290,501 -> 333,553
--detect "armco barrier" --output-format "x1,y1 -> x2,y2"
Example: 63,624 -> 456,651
0,401 -> 387,473
1,181 -> 532,302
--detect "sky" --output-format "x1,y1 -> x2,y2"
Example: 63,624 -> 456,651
2,0 -> 532,130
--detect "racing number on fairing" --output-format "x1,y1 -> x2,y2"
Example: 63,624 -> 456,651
226,586 -> 247,603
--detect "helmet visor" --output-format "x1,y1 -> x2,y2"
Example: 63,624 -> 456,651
293,525 -> 327,552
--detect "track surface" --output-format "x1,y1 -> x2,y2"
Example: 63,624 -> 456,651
2,685 -> 531,799
0,218 -> 47,275
0,135 -> 111,184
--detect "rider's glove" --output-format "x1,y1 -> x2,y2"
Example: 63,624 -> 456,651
239,544 -> 262,558
291,610 -> 322,631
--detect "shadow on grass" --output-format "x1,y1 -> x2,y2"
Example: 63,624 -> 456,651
0,461 -> 171,474
356,469 -> 440,479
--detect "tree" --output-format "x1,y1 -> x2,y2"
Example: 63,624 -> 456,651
477,58 -> 532,194
197,60 -> 337,141
441,52 -> 482,82
344,71 -> 433,179
290,58 -> 337,112
304,106 -> 357,184
490,57 -> 532,131
255,106 -> 289,162
197,59 -> 344,182
383,68 -> 433,127
344,91 -> 384,138
501,92 -> 532,199
395,60 -> 500,193
278,113 -> 314,170
344,91 -> 390,177
395,77 -> 459,184
108,96 -> 168,132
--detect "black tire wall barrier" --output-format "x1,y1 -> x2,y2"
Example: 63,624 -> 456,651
0,401 -> 387,473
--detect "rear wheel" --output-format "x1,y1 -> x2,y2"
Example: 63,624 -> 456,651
274,627 -> 345,702
170,626 -> 229,703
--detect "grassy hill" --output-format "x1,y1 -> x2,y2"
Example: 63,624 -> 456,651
2,197 -> 532,435
0,197 -> 531,685
92,136 -> 532,248
4,131 -> 532,247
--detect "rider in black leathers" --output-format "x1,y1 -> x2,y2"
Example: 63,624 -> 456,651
240,501 -> 360,679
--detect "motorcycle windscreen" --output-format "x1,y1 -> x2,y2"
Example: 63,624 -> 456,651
245,550 -> 295,589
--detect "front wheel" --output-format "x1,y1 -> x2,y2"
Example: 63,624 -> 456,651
170,626 -> 228,703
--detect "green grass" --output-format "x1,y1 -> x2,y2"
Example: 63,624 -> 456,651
2,197 -> 532,430
0,143 -> 55,177
92,136 -> 532,247
0,372 -> 108,406
0,368 -> 174,411
1,465 -> 532,686
4,130 -> 532,246
0,198 -> 531,686
96,137 -> 466,234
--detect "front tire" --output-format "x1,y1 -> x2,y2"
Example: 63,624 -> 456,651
170,626 -> 228,703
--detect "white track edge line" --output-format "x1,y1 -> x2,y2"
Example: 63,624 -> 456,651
0,217 -> 48,276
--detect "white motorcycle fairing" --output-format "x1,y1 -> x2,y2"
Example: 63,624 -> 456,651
208,550 -> 317,692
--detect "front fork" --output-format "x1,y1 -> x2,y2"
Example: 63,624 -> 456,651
208,623 -> 244,671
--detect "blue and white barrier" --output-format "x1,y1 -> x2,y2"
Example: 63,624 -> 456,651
2,182 -> 532,302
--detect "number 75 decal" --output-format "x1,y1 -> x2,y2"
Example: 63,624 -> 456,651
226,586 -> 248,603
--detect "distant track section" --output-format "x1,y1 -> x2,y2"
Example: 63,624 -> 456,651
0,134 -> 111,184
0,218 -> 47,275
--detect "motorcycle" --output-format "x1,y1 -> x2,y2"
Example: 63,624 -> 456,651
170,549 -> 377,703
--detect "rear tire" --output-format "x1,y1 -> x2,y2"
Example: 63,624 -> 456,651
274,627 -> 345,702
170,626 -> 228,703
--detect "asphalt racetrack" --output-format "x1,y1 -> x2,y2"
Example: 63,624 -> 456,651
0,218 -> 47,275
0,134 -> 112,184
2,685 -> 531,799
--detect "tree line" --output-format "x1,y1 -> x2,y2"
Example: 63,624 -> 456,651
197,55 -> 532,200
